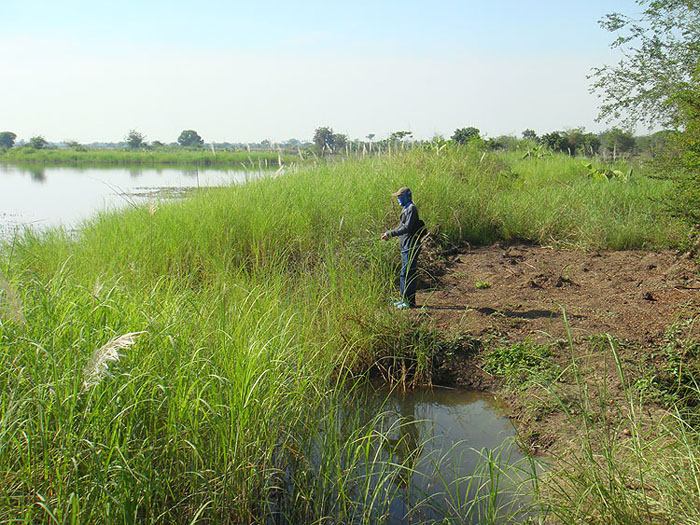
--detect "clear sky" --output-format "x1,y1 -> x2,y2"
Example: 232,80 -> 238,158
1,0 -> 644,144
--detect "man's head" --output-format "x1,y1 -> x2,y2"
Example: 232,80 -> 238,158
392,186 -> 412,207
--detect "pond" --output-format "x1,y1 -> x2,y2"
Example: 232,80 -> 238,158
360,386 -> 537,523
0,163 -> 267,237
282,385 -> 540,524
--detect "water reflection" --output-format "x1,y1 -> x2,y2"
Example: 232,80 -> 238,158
0,163 -> 268,234
26,165 -> 46,182
331,385 -> 539,524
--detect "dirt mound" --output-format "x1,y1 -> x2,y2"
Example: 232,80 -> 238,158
416,244 -> 700,453
419,244 -> 698,346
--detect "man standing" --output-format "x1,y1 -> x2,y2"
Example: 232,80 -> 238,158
381,187 -> 422,309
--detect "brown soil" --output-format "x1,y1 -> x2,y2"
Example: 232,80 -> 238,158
415,243 -> 700,454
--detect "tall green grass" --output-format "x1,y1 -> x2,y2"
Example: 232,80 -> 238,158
540,317 -> 700,524
0,148 -> 689,521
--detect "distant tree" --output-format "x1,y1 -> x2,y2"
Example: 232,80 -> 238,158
151,140 -> 166,148
390,130 -> 413,142
260,139 -> 271,149
451,127 -> 480,145
177,129 -> 204,148
28,135 -> 49,149
313,126 -> 334,152
579,132 -> 601,156
65,140 -> 87,152
602,127 -> 636,156
636,130 -> 672,156
0,131 -> 17,149
126,129 -> 146,149
313,126 -> 347,154
540,131 -> 569,152
286,138 -> 301,147
487,135 -> 520,151
522,129 -> 538,141
333,133 -> 347,150
366,133 -> 375,142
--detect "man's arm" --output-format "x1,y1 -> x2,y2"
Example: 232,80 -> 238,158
388,205 -> 418,237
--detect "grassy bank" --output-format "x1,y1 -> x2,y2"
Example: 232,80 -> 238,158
0,148 -> 691,522
482,319 -> 700,523
0,148 -> 296,167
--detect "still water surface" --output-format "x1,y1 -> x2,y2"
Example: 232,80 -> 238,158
356,386 -> 535,523
0,163 -> 264,236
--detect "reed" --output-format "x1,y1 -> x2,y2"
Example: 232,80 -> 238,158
1,148 -> 294,167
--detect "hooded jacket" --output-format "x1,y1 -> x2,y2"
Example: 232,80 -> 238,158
387,202 -> 420,252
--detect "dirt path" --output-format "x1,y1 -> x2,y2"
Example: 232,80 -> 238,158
416,244 -> 700,452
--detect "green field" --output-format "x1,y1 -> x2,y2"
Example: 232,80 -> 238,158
0,147 -> 296,168
0,147 -> 693,522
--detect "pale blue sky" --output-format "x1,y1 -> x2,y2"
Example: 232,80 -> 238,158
1,1 -> 644,143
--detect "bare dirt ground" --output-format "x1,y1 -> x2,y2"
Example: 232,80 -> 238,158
415,244 -> 700,453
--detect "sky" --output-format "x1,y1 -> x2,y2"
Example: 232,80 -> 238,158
0,0 -> 645,144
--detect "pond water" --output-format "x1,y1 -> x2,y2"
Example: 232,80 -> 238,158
357,386 -> 537,523
0,163 -> 266,237
282,385 -> 539,524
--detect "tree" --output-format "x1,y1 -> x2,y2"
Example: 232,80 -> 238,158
313,126 -> 346,154
65,140 -> 87,152
177,129 -> 204,148
390,130 -> 413,142
590,1 -> 700,128
592,1 -> 700,225
602,128 -> 637,157
126,129 -> 146,149
540,131 -> 567,152
0,131 -> 17,149
656,69 -> 700,222
522,129 -> 538,141
28,135 -> 48,149
451,127 -> 480,145
313,126 -> 334,152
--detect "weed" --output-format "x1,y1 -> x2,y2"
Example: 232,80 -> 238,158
484,339 -> 558,389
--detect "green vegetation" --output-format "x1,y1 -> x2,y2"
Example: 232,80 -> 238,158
592,0 -> 700,225
451,127 -> 481,145
484,339 -> 558,389
27,135 -> 48,150
544,325 -> 700,524
177,129 -> 204,148
0,147 -> 294,167
479,312 -> 700,524
313,126 -> 348,155
0,148 -> 692,521
0,131 -> 16,150
125,129 -> 146,149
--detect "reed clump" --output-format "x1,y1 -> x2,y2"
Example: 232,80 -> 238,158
1,148 -> 293,167
0,148 -> 690,522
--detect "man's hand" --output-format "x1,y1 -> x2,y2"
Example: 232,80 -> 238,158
381,232 -> 389,241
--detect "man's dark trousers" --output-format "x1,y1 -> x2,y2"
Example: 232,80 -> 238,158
400,247 -> 420,307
